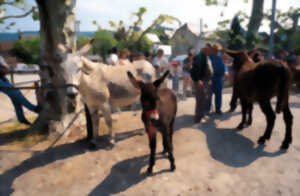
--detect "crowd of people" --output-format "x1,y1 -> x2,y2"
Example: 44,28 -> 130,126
1,43 -> 298,126
103,43 -> 231,124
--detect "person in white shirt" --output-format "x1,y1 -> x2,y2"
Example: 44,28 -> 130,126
152,49 -> 169,76
106,47 -> 119,65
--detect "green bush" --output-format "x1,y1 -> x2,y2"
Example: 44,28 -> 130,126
92,30 -> 117,59
77,35 -> 91,49
126,32 -> 153,53
11,36 -> 40,64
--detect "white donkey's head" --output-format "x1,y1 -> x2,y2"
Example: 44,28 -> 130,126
57,39 -> 94,99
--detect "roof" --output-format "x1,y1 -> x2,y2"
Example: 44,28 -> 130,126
146,33 -> 160,43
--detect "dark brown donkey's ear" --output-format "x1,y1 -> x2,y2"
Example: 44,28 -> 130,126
127,71 -> 143,89
153,70 -> 169,88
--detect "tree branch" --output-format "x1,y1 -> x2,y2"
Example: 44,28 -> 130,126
0,6 -> 35,21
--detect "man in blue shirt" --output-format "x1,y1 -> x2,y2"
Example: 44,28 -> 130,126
208,43 -> 228,114
0,56 -> 39,125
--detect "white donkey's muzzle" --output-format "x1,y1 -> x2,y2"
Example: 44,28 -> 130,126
67,86 -> 78,99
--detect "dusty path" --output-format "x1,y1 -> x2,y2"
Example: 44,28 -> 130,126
0,91 -> 300,196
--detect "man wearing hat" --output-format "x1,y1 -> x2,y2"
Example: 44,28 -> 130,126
190,44 -> 214,123
208,43 -> 228,114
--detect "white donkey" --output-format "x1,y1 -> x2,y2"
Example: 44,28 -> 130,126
58,40 -> 155,148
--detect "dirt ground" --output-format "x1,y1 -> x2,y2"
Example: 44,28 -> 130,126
1,90 -> 300,196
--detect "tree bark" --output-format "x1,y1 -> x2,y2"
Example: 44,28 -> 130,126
247,0 -> 264,35
287,14 -> 299,51
32,0 -> 78,134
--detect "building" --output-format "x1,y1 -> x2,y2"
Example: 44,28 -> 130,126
170,23 -> 205,58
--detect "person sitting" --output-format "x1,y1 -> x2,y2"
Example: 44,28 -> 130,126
0,56 -> 39,125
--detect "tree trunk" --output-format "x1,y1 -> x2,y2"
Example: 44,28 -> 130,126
287,15 -> 299,52
32,0 -> 78,134
246,0 -> 264,48
247,0 -> 264,35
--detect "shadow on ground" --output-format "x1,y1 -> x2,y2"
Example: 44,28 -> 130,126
0,126 -> 152,196
0,139 -> 91,196
88,154 -> 170,196
198,111 -> 286,167
0,128 -> 46,146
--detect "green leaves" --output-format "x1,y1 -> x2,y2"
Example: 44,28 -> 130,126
11,36 -> 41,64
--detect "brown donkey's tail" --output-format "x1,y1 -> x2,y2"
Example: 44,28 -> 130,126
276,65 -> 291,113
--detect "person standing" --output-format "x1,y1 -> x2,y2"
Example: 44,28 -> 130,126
119,48 -> 130,66
106,47 -> 119,65
190,44 -> 213,123
0,56 -> 39,125
208,43 -> 228,114
153,49 -> 169,75
170,61 -> 182,95
182,52 -> 194,98
153,49 -> 169,87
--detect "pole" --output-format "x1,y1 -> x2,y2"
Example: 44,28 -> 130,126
268,0 -> 276,58
200,18 -> 203,37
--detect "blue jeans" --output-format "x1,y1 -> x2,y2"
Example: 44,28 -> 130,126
172,75 -> 179,92
0,77 -> 37,123
208,76 -> 224,112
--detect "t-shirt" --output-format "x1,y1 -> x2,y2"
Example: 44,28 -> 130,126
209,53 -> 227,77
107,53 -> 119,65
119,59 -> 131,66
152,56 -> 169,72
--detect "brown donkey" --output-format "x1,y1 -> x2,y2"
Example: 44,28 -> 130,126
127,71 -> 177,174
227,50 -> 293,149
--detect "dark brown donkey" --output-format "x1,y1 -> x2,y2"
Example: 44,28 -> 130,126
227,50 -> 293,149
127,71 -> 177,174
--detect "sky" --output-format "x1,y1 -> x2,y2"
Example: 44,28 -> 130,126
1,0 -> 300,34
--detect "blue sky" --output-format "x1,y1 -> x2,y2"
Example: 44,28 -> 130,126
1,0 -> 300,33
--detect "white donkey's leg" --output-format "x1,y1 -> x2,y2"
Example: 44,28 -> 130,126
90,108 -> 100,141
100,102 -> 114,144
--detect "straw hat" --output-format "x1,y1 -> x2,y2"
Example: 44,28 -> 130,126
211,42 -> 223,51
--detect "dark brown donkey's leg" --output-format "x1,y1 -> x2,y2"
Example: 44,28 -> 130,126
258,100 -> 276,145
281,105 -> 293,149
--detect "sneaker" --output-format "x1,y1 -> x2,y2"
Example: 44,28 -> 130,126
34,105 -> 42,113
20,119 -> 31,125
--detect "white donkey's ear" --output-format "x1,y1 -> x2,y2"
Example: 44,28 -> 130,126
78,38 -> 94,55
80,56 -> 96,74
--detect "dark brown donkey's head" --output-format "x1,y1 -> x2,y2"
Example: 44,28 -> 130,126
127,71 -> 169,112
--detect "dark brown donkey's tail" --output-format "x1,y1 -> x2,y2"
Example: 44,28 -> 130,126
276,65 -> 291,113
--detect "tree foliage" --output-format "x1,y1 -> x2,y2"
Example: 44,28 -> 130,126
107,7 -> 176,51
11,36 -> 40,64
0,0 -> 37,30
92,30 -> 117,59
